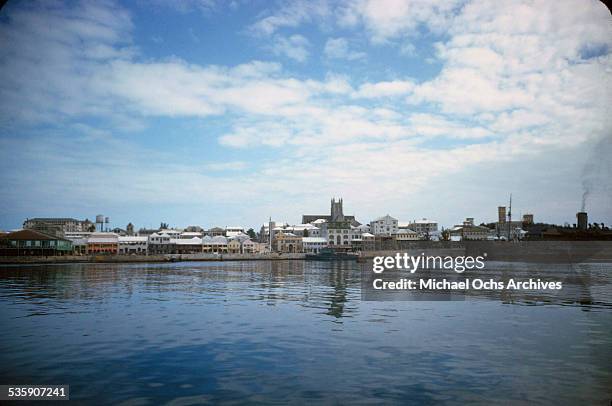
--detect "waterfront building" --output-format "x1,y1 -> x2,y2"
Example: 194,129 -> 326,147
371,215 -> 398,236
87,232 -> 119,254
0,229 -> 73,256
302,237 -> 328,253
407,218 -> 439,239
118,236 -> 148,255
274,232 -> 302,253
172,237 -> 203,254
449,219 -> 493,240
227,238 -> 242,253
393,228 -> 419,241
147,232 -> 174,254
241,239 -> 257,254
202,235 -> 228,253
361,232 -> 375,251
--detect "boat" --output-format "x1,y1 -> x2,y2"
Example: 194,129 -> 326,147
305,248 -> 359,261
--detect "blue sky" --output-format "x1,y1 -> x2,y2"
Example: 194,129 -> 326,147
0,0 -> 611,231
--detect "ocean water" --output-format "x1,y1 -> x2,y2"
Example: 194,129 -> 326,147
0,260 -> 610,405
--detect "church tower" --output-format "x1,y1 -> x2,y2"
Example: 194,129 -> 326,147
330,198 -> 345,222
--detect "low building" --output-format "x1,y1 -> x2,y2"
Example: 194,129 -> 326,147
407,218 -> 438,238
274,232 -> 302,253
118,236 -> 148,255
148,232 -> 174,255
393,228 -> 419,241
202,235 -> 228,253
0,229 -> 73,256
302,237 -> 327,253
225,227 -> 245,238
449,219 -> 492,241
172,237 -> 203,254
87,232 -> 119,254
207,227 -> 226,237
227,238 -> 242,253
371,215 -> 398,236
241,239 -> 257,254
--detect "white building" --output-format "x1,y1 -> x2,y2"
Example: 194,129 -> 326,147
302,237 -> 328,253
179,231 -> 202,239
225,227 -> 245,238
118,236 -> 148,255
407,219 -> 438,238
371,215 -> 398,236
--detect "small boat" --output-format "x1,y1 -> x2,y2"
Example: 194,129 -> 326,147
305,248 -> 358,261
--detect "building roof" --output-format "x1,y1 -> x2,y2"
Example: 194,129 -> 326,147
118,236 -> 148,243
410,218 -> 438,224
0,229 -> 70,241
25,217 -> 81,222
87,232 -> 119,243
374,214 -> 397,221
172,237 -> 203,245
302,237 -> 327,243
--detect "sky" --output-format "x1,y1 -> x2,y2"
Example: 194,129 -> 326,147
0,0 -> 610,231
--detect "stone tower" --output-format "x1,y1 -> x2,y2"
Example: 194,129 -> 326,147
330,198 -> 345,222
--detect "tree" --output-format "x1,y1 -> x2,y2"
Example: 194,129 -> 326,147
246,228 -> 257,240
440,227 -> 450,241
303,229 -> 309,237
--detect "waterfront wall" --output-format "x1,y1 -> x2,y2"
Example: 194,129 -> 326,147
0,252 -> 306,265
2,241 -> 611,264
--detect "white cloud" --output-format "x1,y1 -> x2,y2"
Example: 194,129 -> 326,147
270,34 -> 310,62
248,0 -> 330,36
323,37 -> 366,60
353,80 -> 415,98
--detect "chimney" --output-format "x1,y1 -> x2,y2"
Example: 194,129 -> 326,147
576,212 -> 588,231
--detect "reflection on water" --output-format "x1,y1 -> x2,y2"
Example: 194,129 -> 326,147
0,260 -> 610,404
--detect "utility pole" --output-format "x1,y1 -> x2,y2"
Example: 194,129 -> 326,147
507,193 -> 512,241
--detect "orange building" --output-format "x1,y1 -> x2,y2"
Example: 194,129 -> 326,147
86,232 -> 119,254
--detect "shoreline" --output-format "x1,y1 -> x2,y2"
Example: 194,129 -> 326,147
2,241 -> 612,265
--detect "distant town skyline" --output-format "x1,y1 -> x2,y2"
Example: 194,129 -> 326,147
1,0 -> 611,231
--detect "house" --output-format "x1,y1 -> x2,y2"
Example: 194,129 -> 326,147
202,235 -> 228,253
225,227 -> 245,238
371,215 -> 398,236
0,229 -> 73,256
148,232 -> 174,255
241,239 -> 257,253
393,228 -> 419,241
274,232 -> 302,253
227,238 -> 242,253
407,219 -> 438,238
172,237 -> 203,254
449,219 -> 492,241
87,232 -> 119,254
118,236 -> 148,255
302,237 -> 327,253
207,227 -> 225,237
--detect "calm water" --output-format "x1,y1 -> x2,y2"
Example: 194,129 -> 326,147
0,261 -> 611,405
